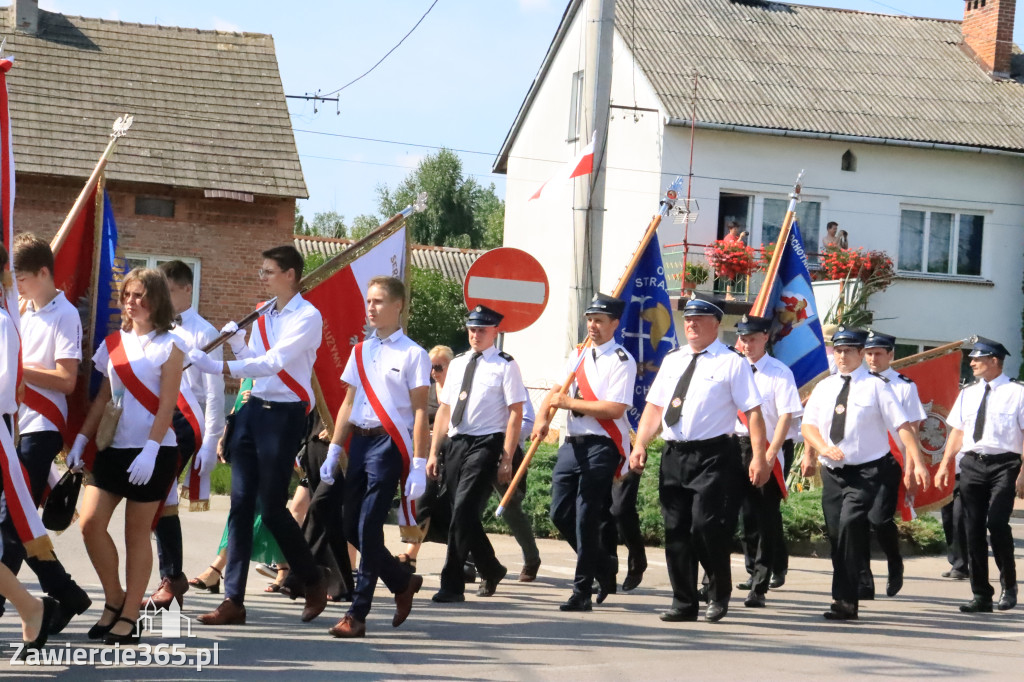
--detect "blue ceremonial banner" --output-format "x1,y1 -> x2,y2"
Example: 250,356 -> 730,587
757,219 -> 828,388
615,233 -> 678,429
90,190 -> 127,395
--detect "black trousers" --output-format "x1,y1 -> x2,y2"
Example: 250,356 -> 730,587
1,430 -> 84,610
301,428 -> 354,599
551,435 -> 619,597
859,452 -> 904,593
440,433 -> 505,594
821,455 -> 888,605
941,474 -> 967,573
738,437 -> 783,595
959,452 -> 1021,599
224,398 -> 319,604
606,471 -> 646,576
155,410 -> 197,581
660,435 -> 744,613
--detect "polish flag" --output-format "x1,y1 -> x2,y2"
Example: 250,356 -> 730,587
528,133 -> 595,201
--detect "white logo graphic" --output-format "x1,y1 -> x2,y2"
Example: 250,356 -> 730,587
138,599 -> 196,639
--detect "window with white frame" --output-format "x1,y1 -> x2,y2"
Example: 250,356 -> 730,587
124,254 -> 201,310
761,198 -> 822,259
898,209 -> 984,276
567,70 -> 584,143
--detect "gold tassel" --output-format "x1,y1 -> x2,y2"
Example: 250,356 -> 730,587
179,483 -> 190,501
23,536 -> 56,562
189,498 -> 210,512
399,524 -> 426,544
161,504 -> 179,518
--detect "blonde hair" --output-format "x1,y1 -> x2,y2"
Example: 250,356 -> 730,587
429,345 -> 454,362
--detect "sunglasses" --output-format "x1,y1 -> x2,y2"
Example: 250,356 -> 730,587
431,364 -> 445,372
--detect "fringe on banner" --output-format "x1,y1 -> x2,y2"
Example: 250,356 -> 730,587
179,482 -> 210,512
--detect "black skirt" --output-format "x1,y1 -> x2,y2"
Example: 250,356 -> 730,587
90,446 -> 180,502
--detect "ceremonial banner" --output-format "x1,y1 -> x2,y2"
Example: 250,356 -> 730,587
529,132 -> 595,201
614,233 -> 678,429
750,219 -> 828,388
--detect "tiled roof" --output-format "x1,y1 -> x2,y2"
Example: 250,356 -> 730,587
0,7 -> 307,197
294,234 -> 483,283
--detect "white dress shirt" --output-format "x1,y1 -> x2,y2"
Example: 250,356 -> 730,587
342,328 -> 430,429
172,307 -> 225,441
879,368 -> 927,425
18,291 -> 82,434
563,338 -> 636,439
0,304 -> 18,415
804,365 -> 910,468
227,293 -> 322,407
948,374 -> 1024,455
441,345 -> 527,437
93,330 -> 185,448
735,354 -> 803,442
648,339 -> 761,442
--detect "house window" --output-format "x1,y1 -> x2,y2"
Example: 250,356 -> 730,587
762,198 -> 822,259
898,209 -> 983,276
567,70 -> 584,142
124,254 -> 201,310
135,196 -> 176,218
841,150 -> 856,172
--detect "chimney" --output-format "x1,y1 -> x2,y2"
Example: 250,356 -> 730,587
12,0 -> 39,36
962,0 -> 1016,78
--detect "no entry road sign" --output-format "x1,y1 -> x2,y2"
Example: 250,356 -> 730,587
464,248 -> 549,333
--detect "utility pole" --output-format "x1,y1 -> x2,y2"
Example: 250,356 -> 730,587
571,0 -> 615,343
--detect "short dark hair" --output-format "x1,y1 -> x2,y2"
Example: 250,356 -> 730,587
120,268 -> 175,333
827,221 -> 839,229
261,245 -> 304,282
159,260 -> 194,287
12,233 -> 54,275
368,275 -> 406,307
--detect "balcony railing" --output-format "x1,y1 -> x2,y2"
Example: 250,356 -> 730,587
661,243 -> 823,300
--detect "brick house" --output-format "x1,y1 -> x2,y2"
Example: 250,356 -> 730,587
5,0 -> 305,330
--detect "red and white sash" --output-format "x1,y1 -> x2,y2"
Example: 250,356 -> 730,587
172,383 -> 210,512
737,409 -> 789,499
0,417 -> 54,559
22,387 -> 69,447
353,340 -> 417,527
573,348 -> 631,479
255,305 -> 311,414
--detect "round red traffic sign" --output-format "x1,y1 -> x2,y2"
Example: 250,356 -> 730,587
464,248 -> 549,333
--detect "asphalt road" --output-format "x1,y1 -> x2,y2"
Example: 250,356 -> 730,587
0,496 -> 1022,680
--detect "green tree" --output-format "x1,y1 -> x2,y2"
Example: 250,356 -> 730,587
294,204 -> 307,233
350,214 -> 381,241
407,265 -> 468,353
309,210 -> 348,239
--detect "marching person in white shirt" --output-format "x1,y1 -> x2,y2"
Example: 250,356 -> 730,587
4,234 -> 92,633
322,275 -> 430,638
801,326 -> 928,621
860,330 -> 927,600
188,246 -> 327,626
935,336 -> 1024,613
732,314 -> 802,609
428,305 -> 527,603
137,260 -> 224,611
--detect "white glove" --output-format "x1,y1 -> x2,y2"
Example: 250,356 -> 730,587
320,443 -> 343,485
66,434 -> 89,472
193,438 -> 218,476
404,457 -> 428,501
220,321 -> 247,356
188,349 -> 221,375
127,440 -> 160,486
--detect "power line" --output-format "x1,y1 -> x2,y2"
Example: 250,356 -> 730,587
321,0 -> 441,97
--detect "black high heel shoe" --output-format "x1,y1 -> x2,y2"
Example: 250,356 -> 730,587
188,565 -> 222,594
103,617 -> 141,646
87,602 -> 124,640
17,597 -> 57,661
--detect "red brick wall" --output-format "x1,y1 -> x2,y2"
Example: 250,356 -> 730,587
14,173 -> 296,348
963,0 -> 1016,75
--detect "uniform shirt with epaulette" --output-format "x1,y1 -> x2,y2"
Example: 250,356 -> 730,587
948,374 -> 1024,456
562,338 -> 636,438
734,353 -> 802,442
441,345 -> 527,437
804,365 -> 910,468
874,367 -> 927,425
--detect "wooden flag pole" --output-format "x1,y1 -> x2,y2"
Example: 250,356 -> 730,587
50,115 -> 133,255
83,175 -> 106,365
497,177 -> 685,517
749,171 -> 803,317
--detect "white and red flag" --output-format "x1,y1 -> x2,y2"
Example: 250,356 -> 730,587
528,133 -> 595,201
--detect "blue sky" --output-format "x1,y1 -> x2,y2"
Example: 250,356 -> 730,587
36,1 -> 1024,222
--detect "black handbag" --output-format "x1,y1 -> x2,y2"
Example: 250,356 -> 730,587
41,470 -> 82,532
221,412 -> 238,463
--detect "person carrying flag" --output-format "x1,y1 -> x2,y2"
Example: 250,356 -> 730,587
533,293 -> 636,612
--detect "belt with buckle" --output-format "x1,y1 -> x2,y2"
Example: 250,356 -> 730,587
964,451 -> 1020,463
352,426 -> 387,438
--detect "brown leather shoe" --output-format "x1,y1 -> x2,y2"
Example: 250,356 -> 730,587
141,575 -> 190,611
392,574 -> 423,628
328,614 -> 366,638
196,599 -> 246,625
301,573 -> 328,623
519,560 -> 541,583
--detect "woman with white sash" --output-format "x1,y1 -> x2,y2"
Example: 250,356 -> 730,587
67,268 -> 185,645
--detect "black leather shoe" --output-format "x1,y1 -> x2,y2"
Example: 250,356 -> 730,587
769,573 -> 786,589
87,602 -> 124,640
886,570 -> 904,598
736,578 -> 753,590
705,601 -> 729,623
942,568 -> 968,580
659,607 -> 698,622
49,586 -> 92,635
622,570 -> 644,592
431,590 -> 466,603
743,590 -> 766,608
595,570 -> 617,605
823,600 -> 858,621
463,562 -> 477,584
559,594 -> 592,612
959,596 -> 993,613
477,565 -> 507,597
997,588 -> 1017,611
696,585 -> 709,603
858,586 -> 875,601
18,597 -> 57,660
103,617 -> 141,645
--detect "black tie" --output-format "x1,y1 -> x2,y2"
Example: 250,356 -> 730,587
451,352 -> 482,427
973,384 -> 991,443
829,375 -> 852,444
751,365 -> 758,375
664,351 -> 705,426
